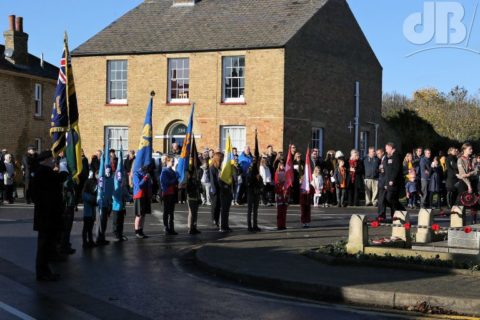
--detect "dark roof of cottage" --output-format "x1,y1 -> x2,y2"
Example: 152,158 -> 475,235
0,45 -> 58,80
72,0 -> 329,56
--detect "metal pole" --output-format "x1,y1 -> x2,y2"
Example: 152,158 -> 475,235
354,81 -> 360,151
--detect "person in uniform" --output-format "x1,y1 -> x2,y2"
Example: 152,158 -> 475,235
160,156 -> 178,235
384,142 -> 406,219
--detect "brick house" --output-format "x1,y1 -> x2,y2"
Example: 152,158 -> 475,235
72,0 -> 382,158
0,15 -> 58,157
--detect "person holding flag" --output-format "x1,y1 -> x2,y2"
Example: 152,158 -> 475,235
112,147 -> 131,241
176,104 -> 195,186
274,144 -> 294,230
300,147 -> 313,228
132,93 -> 155,239
95,144 -> 114,246
50,33 -> 83,184
186,136 -> 202,235
160,156 -> 179,235
219,135 -> 234,232
246,130 -> 263,232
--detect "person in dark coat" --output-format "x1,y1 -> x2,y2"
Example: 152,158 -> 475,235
384,143 -> 406,219
428,156 -> 442,209
347,150 -> 364,207
246,158 -> 263,232
376,148 -> 387,219
75,149 -> 90,208
160,156 -> 178,235
208,153 -> 223,227
22,146 -> 37,204
32,151 -> 69,281
0,150 -> 5,204
89,150 -> 101,175
445,147 -> 459,208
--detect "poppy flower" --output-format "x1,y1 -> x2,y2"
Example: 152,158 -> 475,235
370,221 -> 379,228
377,216 -> 384,222
431,224 -> 440,232
404,223 -> 411,231
464,226 -> 473,234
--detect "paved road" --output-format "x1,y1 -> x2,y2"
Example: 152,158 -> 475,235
0,202 -> 446,319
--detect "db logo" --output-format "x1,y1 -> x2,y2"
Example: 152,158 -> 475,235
403,1 -> 479,56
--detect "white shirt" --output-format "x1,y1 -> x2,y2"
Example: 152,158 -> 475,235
312,174 -> 324,192
259,165 -> 272,185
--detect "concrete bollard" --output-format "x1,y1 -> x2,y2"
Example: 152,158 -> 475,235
450,206 -> 465,228
346,214 -> 368,254
416,208 -> 433,243
392,211 -> 411,246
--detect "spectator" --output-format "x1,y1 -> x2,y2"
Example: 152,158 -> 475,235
429,156 -> 442,209
209,152 -> 223,227
3,153 -> 15,204
334,158 -> 348,207
445,147 -> 459,208
259,157 -> 274,206
405,171 -> 417,209
312,166 -> 324,207
292,150 -> 304,204
377,148 -> 387,220
238,146 -> 253,203
363,147 -> 379,206
200,159 -> 211,205
22,146 -> 37,204
347,149 -> 364,207
420,149 -> 432,208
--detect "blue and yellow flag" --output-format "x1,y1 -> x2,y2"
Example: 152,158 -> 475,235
133,94 -> 154,174
176,104 -> 195,185
51,33 -> 83,183
220,135 -> 234,185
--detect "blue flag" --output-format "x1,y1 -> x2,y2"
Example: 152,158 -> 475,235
133,95 -> 153,174
176,104 -> 195,185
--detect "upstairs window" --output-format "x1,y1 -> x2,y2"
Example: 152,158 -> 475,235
168,58 -> 190,103
34,83 -> 42,117
222,56 -> 245,103
107,60 -> 128,104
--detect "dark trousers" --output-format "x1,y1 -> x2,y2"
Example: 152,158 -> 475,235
36,230 -> 57,276
82,216 -> 95,244
262,184 -> 274,205
300,193 -> 311,224
377,186 -> 386,216
0,180 -> 3,202
336,188 -> 346,206
220,187 -> 232,230
385,187 -> 405,217
163,195 -> 176,231
348,182 -> 360,206
95,206 -> 110,243
112,210 -> 126,238
24,178 -> 32,203
60,206 -> 75,251
277,205 -> 287,229
210,192 -> 221,225
4,184 -> 13,203
187,199 -> 199,230
247,192 -> 260,228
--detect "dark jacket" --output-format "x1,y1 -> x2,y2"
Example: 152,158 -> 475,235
378,156 -> 387,188
419,156 -> 432,180
429,166 -> 442,193
32,165 -> 68,231
22,153 -> 37,182
334,167 -> 349,188
363,156 -> 380,179
445,155 -> 458,190
385,151 -> 403,191
247,166 -> 264,195
209,166 -> 220,195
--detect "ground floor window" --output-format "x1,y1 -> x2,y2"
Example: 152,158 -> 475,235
34,138 -> 42,152
105,126 -> 129,158
311,127 -> 324,157
220,126 -> 246,152
360,131 -> 369,158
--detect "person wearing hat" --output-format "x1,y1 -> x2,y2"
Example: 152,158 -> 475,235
31,151 -> 69,281
22,145 -> 37,204
133,165 -> 153,239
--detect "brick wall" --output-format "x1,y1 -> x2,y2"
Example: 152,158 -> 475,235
72,48 -> 285,158
0,71 -> 55,158
284,0 -> 383,156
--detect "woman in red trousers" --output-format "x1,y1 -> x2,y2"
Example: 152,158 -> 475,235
275,161 -> 289,230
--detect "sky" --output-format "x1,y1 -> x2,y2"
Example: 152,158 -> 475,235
1,0 -> 479,97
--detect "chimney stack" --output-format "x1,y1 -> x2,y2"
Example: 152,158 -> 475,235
8,15 -> 15,31
16,16 -> 23,33
3,15 -> 29,65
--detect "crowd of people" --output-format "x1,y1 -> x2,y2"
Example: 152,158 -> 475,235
2,140 -> 479,281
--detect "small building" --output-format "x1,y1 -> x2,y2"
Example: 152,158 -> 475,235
0,15 -> 58,157
72,0 -> 382,158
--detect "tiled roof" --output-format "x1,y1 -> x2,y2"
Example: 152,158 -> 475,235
72,0 -> 329,56
0,45 -> 58,80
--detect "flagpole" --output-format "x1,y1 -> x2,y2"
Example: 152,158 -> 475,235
64,31 -> 71,131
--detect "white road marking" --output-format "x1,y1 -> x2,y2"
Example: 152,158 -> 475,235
0,301 -> 36,320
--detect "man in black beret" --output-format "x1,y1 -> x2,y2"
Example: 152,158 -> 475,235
32,150 -> 69,281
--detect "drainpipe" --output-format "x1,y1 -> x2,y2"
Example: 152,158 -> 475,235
354,81 -> 360,151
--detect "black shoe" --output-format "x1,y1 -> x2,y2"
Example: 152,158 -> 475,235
96,240 -> 110,246
277,227 -> 287,230
189,229 -> 201,235
247,227 -> 254,232
167,230 -> 178,236
49,254 -> 67,262
253,227 -> 262,232
37,273 -> 60,282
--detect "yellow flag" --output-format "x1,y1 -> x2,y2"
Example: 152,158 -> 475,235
220,135 -> 234,185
